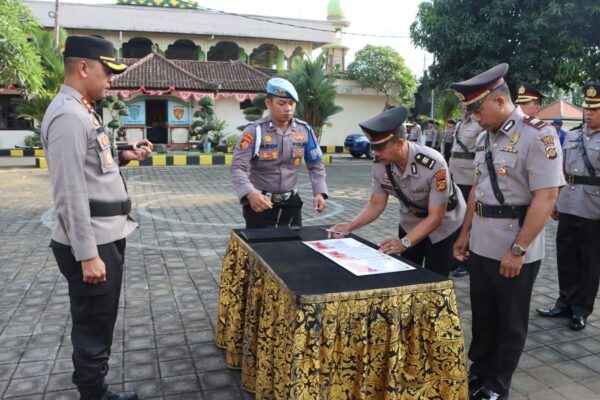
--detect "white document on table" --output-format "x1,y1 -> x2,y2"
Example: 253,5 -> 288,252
303,238 -> 415,276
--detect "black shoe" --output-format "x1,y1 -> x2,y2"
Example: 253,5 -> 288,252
468,371 -> 484,393
569,315 -> 586,331
470,386 -> 505,400
453,266 -> 469,277
536,306 -> 570,318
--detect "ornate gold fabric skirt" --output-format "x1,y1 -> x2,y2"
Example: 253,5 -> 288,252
216,232 -> 467,399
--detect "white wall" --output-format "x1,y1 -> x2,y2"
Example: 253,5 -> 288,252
0,131 -> 34,148
321,93 -> 386,146
214,96 -> 248,141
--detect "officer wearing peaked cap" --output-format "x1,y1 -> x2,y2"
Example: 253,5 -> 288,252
41,35 -> 153,400
515,82 -> 545,117
328,106 -> 466,277
231,77 -> 328,228
452,64 -> 565,400
536,81 -> 600,331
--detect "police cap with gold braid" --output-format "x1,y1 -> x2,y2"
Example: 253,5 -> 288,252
63,35 -> 127,74
450,63 -> 509,113
359,106 -> 408,145
515,82 -> 545,104
582,81 -> 600,109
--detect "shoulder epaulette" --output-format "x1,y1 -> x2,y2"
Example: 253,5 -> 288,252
294,118 -> 310,127
415,153 -> 436,169
522,115 -> 549,130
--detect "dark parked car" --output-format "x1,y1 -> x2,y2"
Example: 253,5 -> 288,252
344,133 -> 374,159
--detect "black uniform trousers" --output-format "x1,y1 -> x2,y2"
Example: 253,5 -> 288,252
555,213 -> 600,318
51,239 -> 126,399
398,225 -> 459,277
468,252 -> 540,395
243,193 -> 303,229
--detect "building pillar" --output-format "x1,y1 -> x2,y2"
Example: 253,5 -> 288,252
238,47 -> 246,61
276,49 -> 285,71
197,49 -> 206,61
265,50 -> 273,69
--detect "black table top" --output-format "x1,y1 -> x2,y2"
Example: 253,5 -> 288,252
235,226 -> 447,297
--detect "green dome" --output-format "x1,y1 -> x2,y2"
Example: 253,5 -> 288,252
327,0 -> 345,19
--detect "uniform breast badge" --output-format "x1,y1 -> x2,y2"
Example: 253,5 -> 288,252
540,135 -> 558,159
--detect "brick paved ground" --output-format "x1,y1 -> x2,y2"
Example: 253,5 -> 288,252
0,158 -> 599,399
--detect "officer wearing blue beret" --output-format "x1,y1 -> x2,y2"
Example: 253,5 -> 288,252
231,77 -> 328,228
328,106 -> 466,277
41,35 -> 152,400
452,64 -> 565,400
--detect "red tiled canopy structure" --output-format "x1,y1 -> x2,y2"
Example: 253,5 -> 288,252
538,100 -> 583,121
108,52 -> 270,102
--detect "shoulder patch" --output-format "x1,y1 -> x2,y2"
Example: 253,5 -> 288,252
523,115 -> 549,130
415,153 -> 436,169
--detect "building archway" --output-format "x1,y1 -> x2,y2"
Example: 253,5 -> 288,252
249,44 -> 280,69
288,46 -> 306,69
123,37 -> 153,58
207,41 -> 240,61
165,39 -> 200,60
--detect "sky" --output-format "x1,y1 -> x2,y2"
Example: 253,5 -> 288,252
46,0 -> 432,77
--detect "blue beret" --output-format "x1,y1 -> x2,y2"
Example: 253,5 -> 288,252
552,119 -> 563,126
266,78 -> 298,102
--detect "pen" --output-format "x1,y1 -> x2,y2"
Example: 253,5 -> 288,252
319,227 -> 348,235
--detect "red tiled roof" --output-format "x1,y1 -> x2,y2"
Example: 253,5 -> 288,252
538,100 -> 583,121
111,53 -> 269,92
173,60 -> 270,91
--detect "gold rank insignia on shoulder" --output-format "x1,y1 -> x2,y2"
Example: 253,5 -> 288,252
509,131 -> 521,145
523,115 -> 549,130
80,97 -> 93,111
415,153 -> 436,169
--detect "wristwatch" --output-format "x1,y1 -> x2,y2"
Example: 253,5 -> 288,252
400,237 -> 412,249
511,243 -> 527,256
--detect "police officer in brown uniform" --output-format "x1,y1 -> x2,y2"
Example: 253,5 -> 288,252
515,82 -> 545,117
452,64 -> 564,400
448,110 -> 485,277
536,81 -> 600,331
231,78 -> 328,228
329,107 -> 466,277
41,36 -> 153,400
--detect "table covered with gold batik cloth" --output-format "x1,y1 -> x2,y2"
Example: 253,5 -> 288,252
216,226 -> 467,399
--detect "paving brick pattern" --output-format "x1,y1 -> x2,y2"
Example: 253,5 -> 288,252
0,158 -> 599,399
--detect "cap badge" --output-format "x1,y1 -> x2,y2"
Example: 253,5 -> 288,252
587,87 -> 597,98
275,88 -> 286,96
518,85 -> 525,94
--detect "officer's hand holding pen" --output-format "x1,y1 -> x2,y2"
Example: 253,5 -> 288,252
325,223 -> 352,238
247,191 -> 273,213
120,139 -> 154,161
81,256 -> 107,285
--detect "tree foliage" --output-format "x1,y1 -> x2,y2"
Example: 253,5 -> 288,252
410,0 -> 600,91
286,53 -> 343,142
0,0 -> 45,96
346,45 -> 417,109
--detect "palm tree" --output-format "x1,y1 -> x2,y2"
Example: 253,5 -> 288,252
286,53 -> 343,142
435,90 -> 461,149
13,28 -> 67,146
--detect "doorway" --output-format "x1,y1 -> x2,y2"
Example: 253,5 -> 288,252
146,99 -> 168,144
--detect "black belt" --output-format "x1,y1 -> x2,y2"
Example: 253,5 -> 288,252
89,199 -> 131,217
475,201 -> 528,219
261,189 -> 297,203
451,152 -> 475,160
566,174 -> 600,186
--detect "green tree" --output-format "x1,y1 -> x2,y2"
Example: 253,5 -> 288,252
98,95 -> 129,141
238,93 -> 267,131
13,28 -> 68,146
346,45 -> 417,109
410,0 -> 600,90
0,0 -> 45,96
286,53 -> 343,142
